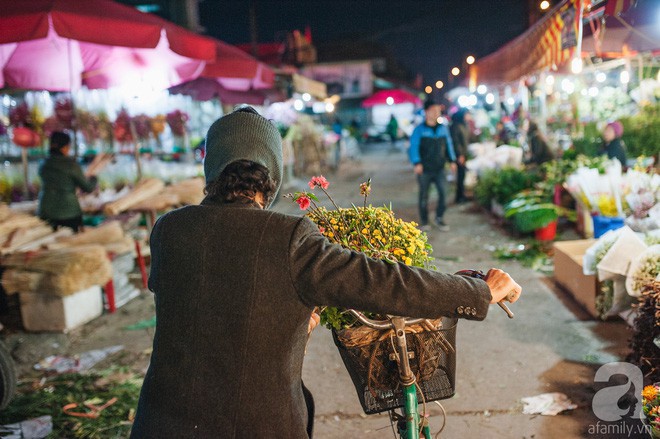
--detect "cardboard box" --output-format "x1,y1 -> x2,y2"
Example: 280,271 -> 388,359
553,239 -> 598,318
19,286 -> 103,332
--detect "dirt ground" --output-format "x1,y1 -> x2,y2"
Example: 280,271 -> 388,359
0,141 -> 648,438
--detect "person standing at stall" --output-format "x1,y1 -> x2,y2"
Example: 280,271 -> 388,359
450,109 -> 471,204
600,121 -> 627,167
525,120 -> 553,166
37,131 -> 104,232
408,100 -> 457,231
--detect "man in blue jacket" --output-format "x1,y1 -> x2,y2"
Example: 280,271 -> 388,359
408,100 -> 457,231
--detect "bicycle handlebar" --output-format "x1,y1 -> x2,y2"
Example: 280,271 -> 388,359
347,309 -> 428,330
343,269 -> 514,329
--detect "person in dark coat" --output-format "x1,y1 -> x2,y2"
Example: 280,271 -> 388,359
525,120 -> 554,166
37,131 -> 99,232
130,106 -> 522,439
450,110 -> 471,203
601,120 -> 627,166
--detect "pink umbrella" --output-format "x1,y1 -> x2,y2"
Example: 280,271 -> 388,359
362,89 -> 422,108
170,78 -> 285,106
0,0 -> 217,91
200,40 -> 276,91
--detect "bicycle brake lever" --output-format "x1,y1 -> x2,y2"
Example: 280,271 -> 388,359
455,269 -> 514,319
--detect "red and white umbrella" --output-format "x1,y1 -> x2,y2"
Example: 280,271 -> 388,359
0,0 -> 217,92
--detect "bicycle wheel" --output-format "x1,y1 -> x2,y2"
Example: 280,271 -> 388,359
0,340 -> 17,410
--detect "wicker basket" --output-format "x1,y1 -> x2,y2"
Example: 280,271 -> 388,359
332,316 -> 457,414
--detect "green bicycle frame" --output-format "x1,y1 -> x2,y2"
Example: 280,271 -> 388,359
390,316 -> 432,439
396,383 -> 431,439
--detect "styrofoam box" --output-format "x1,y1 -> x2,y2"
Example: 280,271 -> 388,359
19,285 -> 103,332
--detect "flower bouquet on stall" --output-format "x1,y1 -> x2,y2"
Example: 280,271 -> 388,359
642,384 -> 660,438
565,160 -> 629,238
287,177 -> 458,414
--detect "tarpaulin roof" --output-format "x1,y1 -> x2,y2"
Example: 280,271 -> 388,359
471,0 -> 659,86
471,0 -> 577,85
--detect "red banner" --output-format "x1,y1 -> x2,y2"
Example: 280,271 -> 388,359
604,0 -> 635,16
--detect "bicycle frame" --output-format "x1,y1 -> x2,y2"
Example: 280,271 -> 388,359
348,311 -> 433,439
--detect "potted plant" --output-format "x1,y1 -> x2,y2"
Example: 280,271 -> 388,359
504,190 -> 575,241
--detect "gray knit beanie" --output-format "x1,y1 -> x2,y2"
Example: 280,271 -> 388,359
203,107 -> 283,202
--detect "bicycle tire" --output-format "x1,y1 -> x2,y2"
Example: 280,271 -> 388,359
0,340 -> 17,410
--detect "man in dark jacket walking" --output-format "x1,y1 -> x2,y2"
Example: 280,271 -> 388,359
408,100 -> 457,231
130,106 -> 522,438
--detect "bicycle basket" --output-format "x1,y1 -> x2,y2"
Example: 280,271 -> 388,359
331,316 -> 457,415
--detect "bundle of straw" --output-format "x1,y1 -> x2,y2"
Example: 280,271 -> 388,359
85,153 -> 114,177
0,214 -> 45,243
1,245 -> 112,296
1,225 -> 55,255
165,178 -> 205,205
0,204 -> 10,222
49,221 -> 124,249
103,178 -> 164,216
130,192 -> 180,211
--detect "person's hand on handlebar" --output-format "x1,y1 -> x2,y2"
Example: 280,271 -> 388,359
308,310 -> 321,334
484,268 -> 522,304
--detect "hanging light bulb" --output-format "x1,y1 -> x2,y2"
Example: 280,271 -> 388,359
571,57 -> 583,74
620,70 -> 630,84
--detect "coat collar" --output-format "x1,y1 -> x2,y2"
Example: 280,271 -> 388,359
201,196 -> 263,210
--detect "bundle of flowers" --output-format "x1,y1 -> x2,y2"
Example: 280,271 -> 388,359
625,169 -> 660,232
628,281 -> 659,383
8,103 -> 31,128
132,114 -> 152,141
54,98 -> 74,130
642,383 -> 660,438
113,109 -> 134,144
565,160 -> 628,217
75,110 -> 101,144
626,245 -> 660,297
288,176 -> 433,330
166,110 -> 189,137
150,114 -> 166,139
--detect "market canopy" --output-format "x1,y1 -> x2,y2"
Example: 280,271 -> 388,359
0,0 -> 217,91
361,89 -> 422,108
470,0 -> 579,85
471,0 -> 658,86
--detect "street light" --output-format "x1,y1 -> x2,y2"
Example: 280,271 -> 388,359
386,96 -> 394,105
451,67 -> 460,76
466,55 -> 475,65
435,80 -> 444,89
425,85 -> 433,94
540,1 -> 550,10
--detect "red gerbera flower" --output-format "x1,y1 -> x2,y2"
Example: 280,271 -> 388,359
308,175 -> 329,190
296,196 -> 311,210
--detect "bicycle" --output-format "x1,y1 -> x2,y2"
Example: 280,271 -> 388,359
335,269 -> 514,439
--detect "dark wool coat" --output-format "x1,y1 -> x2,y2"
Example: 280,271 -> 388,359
37,155 -> 96,221
130,198 -> 491,439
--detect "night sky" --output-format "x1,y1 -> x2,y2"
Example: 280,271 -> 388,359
198,0 -> 529,87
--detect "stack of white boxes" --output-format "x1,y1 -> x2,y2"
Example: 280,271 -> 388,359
108,252 -> 141,310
